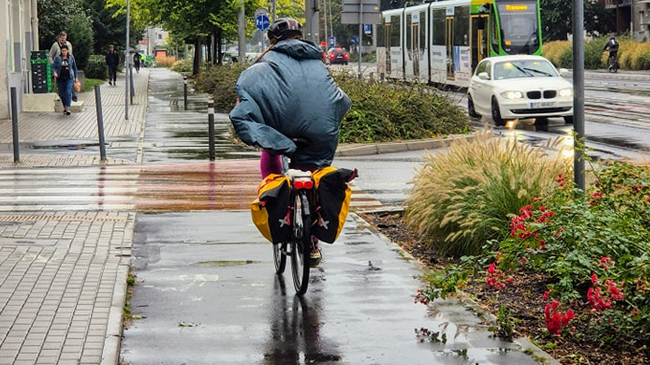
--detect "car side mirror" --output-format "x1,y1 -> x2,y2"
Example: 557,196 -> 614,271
558,68 -> 570,76
478,72 -> 490,80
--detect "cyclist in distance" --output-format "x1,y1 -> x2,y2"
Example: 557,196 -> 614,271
603,36 -> 619,71
229,17 -> 352,266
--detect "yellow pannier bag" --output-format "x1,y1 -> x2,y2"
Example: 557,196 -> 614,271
311,166 -> 357,243
250,174 -> 292,243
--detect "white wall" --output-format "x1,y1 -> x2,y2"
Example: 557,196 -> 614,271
1,0 -> 36,120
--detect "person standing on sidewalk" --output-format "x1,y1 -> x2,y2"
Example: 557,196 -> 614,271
48,31 -> 78,102
106,45 -> 119,86
52,45 -> 79,115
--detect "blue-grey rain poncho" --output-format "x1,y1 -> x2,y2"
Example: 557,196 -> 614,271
229,39 -> 351,168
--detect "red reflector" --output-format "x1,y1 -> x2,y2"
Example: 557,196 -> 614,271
294,180 -> 314,190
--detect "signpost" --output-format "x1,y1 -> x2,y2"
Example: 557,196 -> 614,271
341,0 -> 381,79
255,8 -> 270,51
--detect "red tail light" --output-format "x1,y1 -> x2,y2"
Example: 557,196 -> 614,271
329,54 -> 335,60
344,53 -> 349,60
294,180 -> 314,190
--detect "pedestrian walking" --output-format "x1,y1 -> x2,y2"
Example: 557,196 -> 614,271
106,45 -> 119,86
48,31 -> 78,102
133,51 -> 141,73
52,44 -> 79,115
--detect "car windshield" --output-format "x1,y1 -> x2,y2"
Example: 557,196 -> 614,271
493,60 -> 559,80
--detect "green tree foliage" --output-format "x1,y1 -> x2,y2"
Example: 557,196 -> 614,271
83,0 -> 142,54
37,0 -> 86,50
67,14 -> 95,70
540,0 -> 614,41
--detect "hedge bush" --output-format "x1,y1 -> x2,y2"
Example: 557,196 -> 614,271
84,55 -> 108,80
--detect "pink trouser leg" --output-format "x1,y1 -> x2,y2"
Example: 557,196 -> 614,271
260,150 -> 283,178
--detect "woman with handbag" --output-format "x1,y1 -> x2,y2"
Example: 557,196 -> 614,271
52,44 -> 79,115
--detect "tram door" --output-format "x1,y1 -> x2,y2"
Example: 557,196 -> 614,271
446,16 -> 454,80
470,14 -> 489,71
412,22 -> 420,79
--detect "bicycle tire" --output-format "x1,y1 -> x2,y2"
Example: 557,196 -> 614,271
273,242 -> 287,274
291,193 -> 311,295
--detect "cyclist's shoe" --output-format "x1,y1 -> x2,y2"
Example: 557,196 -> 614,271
310,238 -> 322,268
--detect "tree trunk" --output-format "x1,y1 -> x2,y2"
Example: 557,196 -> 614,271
193,38 -> 201,76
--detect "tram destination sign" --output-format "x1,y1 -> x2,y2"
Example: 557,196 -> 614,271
341,0 -> 381,24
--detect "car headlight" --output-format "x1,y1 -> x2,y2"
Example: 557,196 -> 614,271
558,88 -> 573,97
500,91 -> 524,99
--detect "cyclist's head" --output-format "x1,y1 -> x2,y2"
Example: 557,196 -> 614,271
267,18 -> 302,43
610,36 -> 616,40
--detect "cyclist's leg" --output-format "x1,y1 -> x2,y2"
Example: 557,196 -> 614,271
260,150 -> 283,178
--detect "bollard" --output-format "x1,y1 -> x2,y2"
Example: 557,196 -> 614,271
184,76 -> 188,110
10,87 -> 20,163
130,66 -> 135,104
208,100 -> 215,161
94,86 -> 108,161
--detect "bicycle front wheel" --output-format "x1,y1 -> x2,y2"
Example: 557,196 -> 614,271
273,242 -> 287,274
291,193 -> 311,295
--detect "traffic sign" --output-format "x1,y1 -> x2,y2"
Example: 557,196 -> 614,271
364,24 -> 372,35
350,35 -> 359,44
255,15 -> 270,30
329,36 -> 336,47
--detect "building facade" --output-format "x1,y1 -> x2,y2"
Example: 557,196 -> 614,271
1,0 -> 38,120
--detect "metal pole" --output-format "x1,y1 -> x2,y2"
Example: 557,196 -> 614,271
94,86 -> 107,161
208,100 -> 215,161
358,0 -> 363,79
184,76 -> 188,110
572,0 -> 585,192
10,88 -> 20,163
125,0 -> 130,120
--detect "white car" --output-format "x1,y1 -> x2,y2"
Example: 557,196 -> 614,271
467,55 -> 574,126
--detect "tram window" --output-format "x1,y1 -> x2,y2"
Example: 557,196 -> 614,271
390,15 -> 401,47
377,24 -> 387,47
419,11 -> 426,53
454,6 -> 469,46
491,12 -> 499,52
431,9 -> 445,45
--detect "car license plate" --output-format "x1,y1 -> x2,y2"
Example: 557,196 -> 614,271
530,101 -> 555,108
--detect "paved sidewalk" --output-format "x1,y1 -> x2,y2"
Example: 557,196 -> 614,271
0,70 -> 148,365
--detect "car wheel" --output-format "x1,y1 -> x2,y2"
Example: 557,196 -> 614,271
491,97 -> 505,126
467,94 -> 480,118
563,116 -> 574,124
535,117 -> 549,127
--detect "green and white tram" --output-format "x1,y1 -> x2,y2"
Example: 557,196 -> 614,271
376,0 -> 543,87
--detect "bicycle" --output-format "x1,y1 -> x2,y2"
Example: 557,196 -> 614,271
608,53 -> 618,73
272,168 -> 317,295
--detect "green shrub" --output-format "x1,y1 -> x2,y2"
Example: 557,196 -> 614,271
193,64 -> 248,113
194,64 -> 469,142
170,60 -> 192,73
85,55 -> 108,80
403,130 -> 571,257
333,72 -> 469,142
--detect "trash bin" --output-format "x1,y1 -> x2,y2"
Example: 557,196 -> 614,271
31,50 -> 51,93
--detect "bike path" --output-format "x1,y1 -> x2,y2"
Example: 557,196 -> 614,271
0,67 -> 559,365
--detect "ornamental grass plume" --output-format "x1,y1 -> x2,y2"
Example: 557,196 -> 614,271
403,130 -> 571,257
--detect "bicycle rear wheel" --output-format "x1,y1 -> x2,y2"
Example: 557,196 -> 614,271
273,242 -> 287,274
291,193 -> 311,295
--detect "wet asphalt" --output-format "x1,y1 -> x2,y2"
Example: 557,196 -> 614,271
118,69 -> 559,365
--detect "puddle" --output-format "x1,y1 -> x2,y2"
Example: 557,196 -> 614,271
192,260 -> 259,267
